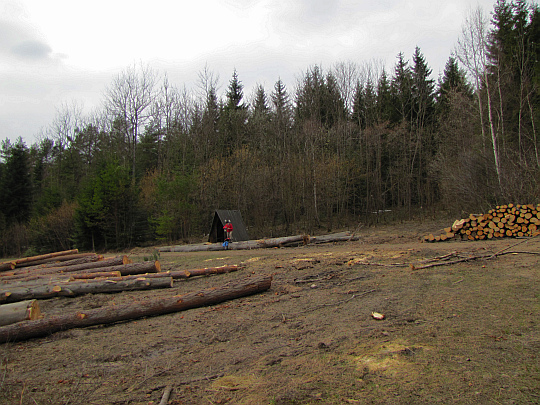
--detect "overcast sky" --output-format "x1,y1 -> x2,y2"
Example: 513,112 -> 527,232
1,0 -> 499,145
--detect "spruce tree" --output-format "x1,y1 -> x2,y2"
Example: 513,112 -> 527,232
221,69 -> 248,152
226,68 -> 246,110
0,139 -> 33,225
271,78 -> 292,150
376,70 -> 393,123
391,53 -> 413,124
437,57 -> 472,118
352,81 -> 366,129
411,46 -> 435,129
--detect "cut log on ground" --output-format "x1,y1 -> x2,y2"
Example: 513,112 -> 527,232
109,264 -> 242,281
11,254 -> 103,273
0,249 -> 80,272
69,271 -> 123,280
159,232 -> 358,253
0,276 -> 173,304
0,300 -> 42,327
159,235 -> 304,252
10,264 -> 242,288
307,232 -> 360,244
0,271 -> 123,288
106,261 -> 161,276
5,253 -> 99,270
166,264 -> 241,279
0,256 -> 132,281
0,274 -> 272,343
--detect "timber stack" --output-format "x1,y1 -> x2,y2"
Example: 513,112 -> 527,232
424,203 -> 540,242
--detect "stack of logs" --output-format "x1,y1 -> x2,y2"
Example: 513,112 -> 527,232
0,249 -> 242,325
424,203 -> 540,242
0,249 -> 270,343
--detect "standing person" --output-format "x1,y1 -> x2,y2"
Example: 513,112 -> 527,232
223,220 -> 233,241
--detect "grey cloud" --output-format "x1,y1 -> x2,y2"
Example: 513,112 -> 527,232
0,17 -> 56,62
11,39 -> 53,60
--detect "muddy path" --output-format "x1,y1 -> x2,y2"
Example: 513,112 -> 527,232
1,220 -> 539,404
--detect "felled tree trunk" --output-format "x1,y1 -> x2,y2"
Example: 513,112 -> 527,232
307,232 -> 360,244
119,264 -> 241,280
0,256 -> 132,281
0,274 -> 272,343
0,249 -> 80,272
0,271 -> 123,288
159,233 -> 359,253
15,254 -> 103,272
0,300 -> 42,327
69,271 -> 123,280
160,235 -> 307,252
8,253 -> 97,269
0,276 -> 173,304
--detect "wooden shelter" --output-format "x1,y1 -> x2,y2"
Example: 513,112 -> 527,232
208,210 -> 249,243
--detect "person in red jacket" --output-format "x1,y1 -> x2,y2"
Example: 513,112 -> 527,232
223,220 -> 233,242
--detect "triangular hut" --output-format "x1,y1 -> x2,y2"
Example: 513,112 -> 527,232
208,210 -> 250,243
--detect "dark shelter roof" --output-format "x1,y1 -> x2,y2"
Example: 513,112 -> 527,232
208,210 -> 250,243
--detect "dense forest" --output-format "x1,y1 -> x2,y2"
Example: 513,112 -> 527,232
1,0 -> 539,257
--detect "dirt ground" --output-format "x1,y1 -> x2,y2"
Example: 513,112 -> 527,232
1,219 -> 539,405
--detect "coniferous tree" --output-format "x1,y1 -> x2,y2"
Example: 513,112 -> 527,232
376,70 -> 393,123
249,84 -> 271,150
391,53 -> 413,124
221,69 -> 248,152
322,72 -> 348,129
352,81 -> 366,130
0,139 -> 33,225
271,78 -> 293,147
437,57 -> 472,118
411,47 -> 436,129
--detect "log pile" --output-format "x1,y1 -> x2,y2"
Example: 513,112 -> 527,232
424,203 -> 540,242
0,248 -> 250,335
0,274 -> 272,343
0,249 -> 98,272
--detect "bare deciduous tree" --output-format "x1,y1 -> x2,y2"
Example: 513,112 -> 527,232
455,6 -> 501,187
104,62 -> 158,180
50,100 -> 84,149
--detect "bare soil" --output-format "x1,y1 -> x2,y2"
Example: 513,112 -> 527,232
1,220 -> 539,405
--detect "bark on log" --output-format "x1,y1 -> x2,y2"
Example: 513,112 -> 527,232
0,262 -> 13,272
13,254 -> 103,273
6,253 -> 100,270
158,235 -> 304,252
0,276 -> 173,304
166,264 -> 241,279
107,261 -> 161,276
0,271 -> 124,289
111,264 -> 241,281
0,274 -> 272,343
159,232 -> 358,252
0,256 -> 131,281
69,271 -> 122,280
307,232 -> 360,244
0,249 -> 79,272
0,300 -> 42,327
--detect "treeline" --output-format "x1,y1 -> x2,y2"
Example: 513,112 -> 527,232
1,0 -> 539,256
